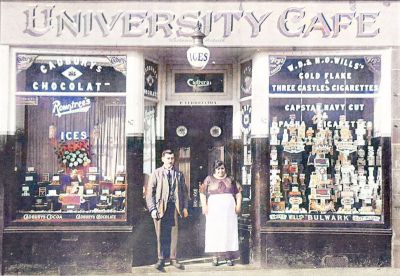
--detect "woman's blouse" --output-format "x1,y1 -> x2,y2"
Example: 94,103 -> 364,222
200,175 -> 242,197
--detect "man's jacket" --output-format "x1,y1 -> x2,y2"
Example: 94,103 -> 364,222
145,167 -> 189,218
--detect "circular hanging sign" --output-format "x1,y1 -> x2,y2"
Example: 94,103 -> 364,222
186,46 -> 210,70
176,125 -> 188,137
241,105 -> 252,135
210,126 -> 222,137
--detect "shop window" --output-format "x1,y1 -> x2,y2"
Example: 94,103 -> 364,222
14,54 -> 127,222
267,55 -> 387,223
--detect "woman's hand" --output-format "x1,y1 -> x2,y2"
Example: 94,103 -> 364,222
202,205 -> 208,215
235,204 -> 241,215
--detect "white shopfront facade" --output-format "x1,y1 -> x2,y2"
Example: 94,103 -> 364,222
0,0 -> 399,273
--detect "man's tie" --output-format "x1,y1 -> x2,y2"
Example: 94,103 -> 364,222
167,170 -> 172,185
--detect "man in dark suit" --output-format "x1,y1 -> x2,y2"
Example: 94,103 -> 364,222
146,149 -> 189,270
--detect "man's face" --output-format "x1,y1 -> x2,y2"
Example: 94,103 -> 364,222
162,153 -> 175,169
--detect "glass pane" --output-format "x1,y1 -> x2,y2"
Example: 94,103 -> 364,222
268,98 -> 383,223
15,96 -> 127,222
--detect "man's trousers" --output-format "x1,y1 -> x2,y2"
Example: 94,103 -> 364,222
153,202 -> 179,260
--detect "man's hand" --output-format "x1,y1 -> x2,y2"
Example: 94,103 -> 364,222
183,208 -> 189,218
202,205 -> 208,215
151,209 -> 159,219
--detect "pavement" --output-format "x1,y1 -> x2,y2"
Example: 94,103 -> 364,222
129,259 -> 400,276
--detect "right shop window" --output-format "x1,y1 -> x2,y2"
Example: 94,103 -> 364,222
268,55 -> 386,223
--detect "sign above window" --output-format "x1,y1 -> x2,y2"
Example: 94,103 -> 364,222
175,73 -> 224,93
16,54 -> 127,93
240,60 -> 252,98
269,56 -> 381,94
144,60 -> 158,98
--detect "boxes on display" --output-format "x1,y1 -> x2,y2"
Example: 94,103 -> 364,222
85,171 -> 100,195
82,173 -> 99,210
100,181 -> 114,195
114,173 -> 127,191
32,181 -> 50,211
97,194 -> 112,210
23,168 -> 39,196
48,174 -> 62,195
112,171 -> 127,210
268,102 -> 383,221
59,194 -> 81,211
16,163 -> 128,220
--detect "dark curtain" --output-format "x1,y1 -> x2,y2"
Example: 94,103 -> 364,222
23,96 -> 125,180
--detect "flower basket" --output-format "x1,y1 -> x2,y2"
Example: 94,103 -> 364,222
55,139 -> 91,169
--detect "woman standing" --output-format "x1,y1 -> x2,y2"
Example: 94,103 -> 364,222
200,160 -> 242,266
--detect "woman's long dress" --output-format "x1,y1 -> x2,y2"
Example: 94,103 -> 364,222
202,176 -> 241,254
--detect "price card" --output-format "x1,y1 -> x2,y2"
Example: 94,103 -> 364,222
115,191 -> 122,196
48,190 -> 57,196
25,176 -> 34,181
52,175 -> 60,181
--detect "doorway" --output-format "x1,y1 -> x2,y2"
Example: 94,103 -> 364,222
165,106 -> 233,260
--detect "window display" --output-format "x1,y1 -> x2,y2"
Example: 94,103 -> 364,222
15,54 -> 127,222
268,55 -> 385,223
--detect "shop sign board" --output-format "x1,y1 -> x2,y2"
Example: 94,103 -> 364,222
1,2 -> 396,47
16,96 -> 38,105
269,55 -> 381,94
144,60 -> 158,98
269,98 -> 374,128
16,54 -> 127,93
52,97 -> 91,117
269,213 -> 381,222
16,212 -> 126,221
240,60 -> 252,98
175,73 -> 224,93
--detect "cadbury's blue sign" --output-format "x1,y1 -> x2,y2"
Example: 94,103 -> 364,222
269,56 -> 381,94
16,55 -> 127,93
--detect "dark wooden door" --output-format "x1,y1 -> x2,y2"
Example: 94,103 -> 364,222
165,106 -> 233,260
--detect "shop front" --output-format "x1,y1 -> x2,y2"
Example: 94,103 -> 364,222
0,0 -> 399,273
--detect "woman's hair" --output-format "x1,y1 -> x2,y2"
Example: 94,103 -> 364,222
213,160 -> 226,172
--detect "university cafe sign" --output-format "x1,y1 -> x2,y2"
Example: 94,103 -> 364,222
1,1 -> 397,47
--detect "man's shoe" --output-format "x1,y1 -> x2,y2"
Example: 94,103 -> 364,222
226,259 -> 234,266
154,259 -> 165,270
212,257 -> 219,266
170,259 -> 185,270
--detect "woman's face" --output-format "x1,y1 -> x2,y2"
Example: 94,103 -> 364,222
215,165 -> 226,177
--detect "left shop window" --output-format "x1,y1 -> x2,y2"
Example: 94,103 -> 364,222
14,54 -> 127,222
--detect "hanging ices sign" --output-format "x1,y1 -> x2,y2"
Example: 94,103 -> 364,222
21,5 -> 380,39
187,46 -> 210,70
16,54 -> 127,93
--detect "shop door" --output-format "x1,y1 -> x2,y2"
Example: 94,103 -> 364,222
165,106 -> 233,260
